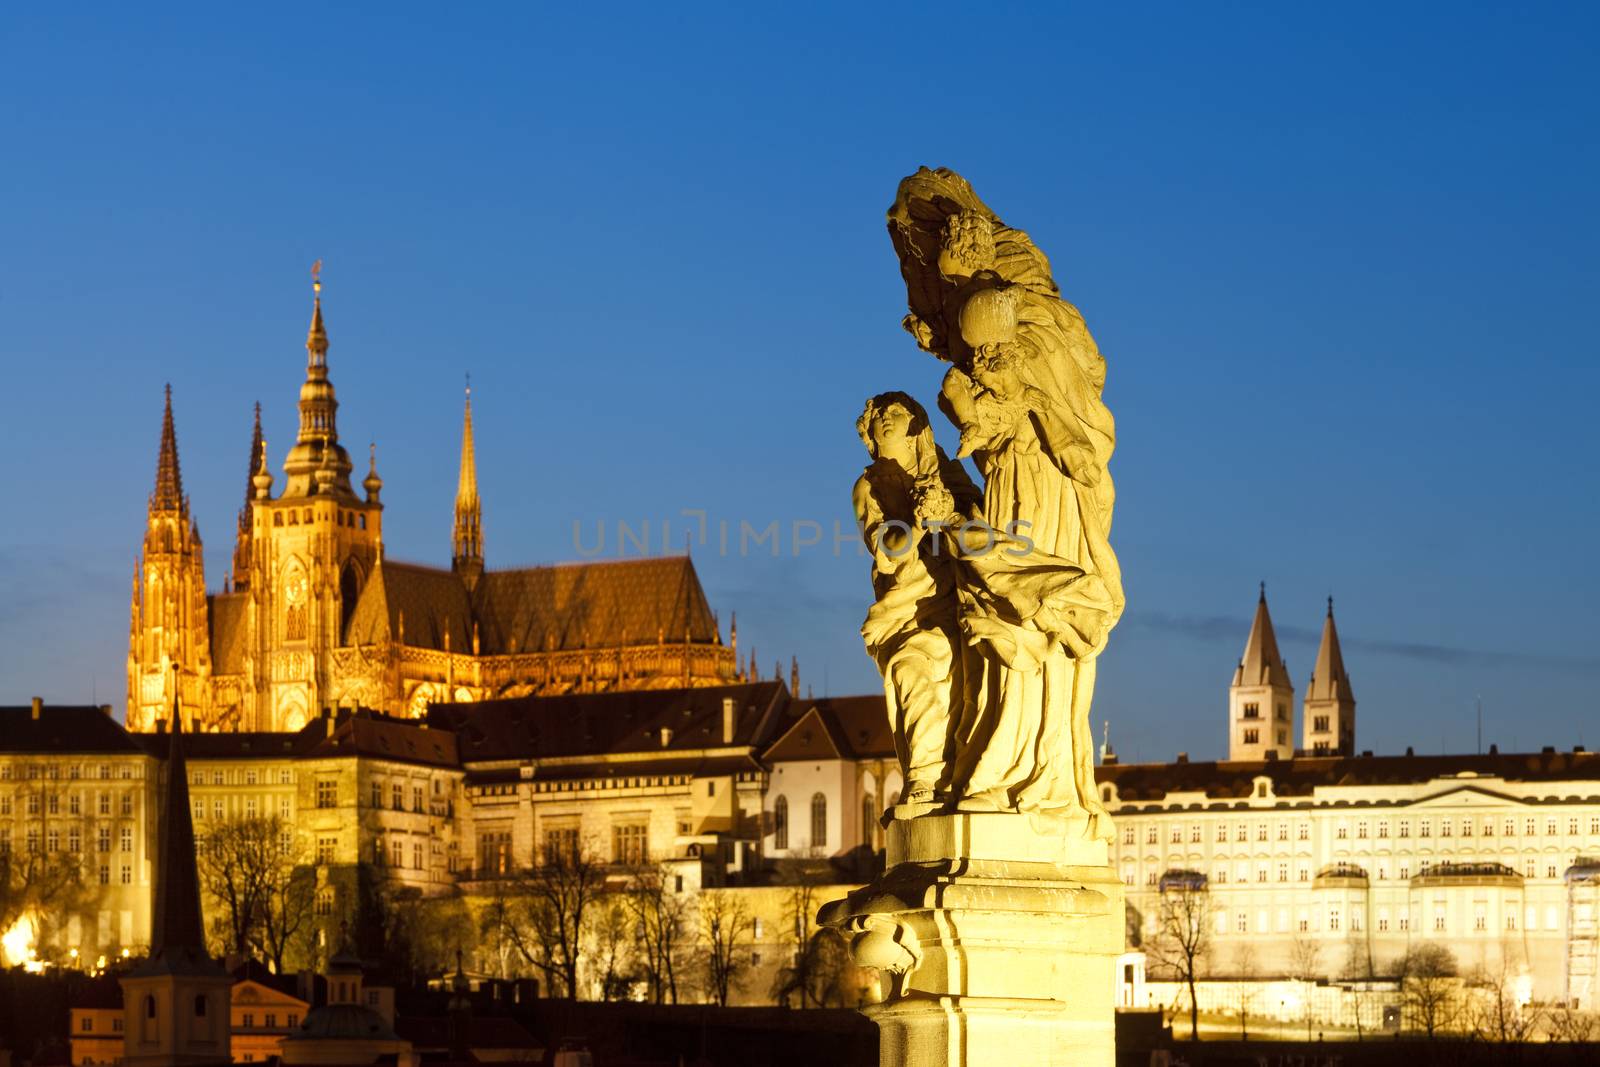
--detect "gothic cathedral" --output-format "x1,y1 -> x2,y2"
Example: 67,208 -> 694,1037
127,277 -> 741,732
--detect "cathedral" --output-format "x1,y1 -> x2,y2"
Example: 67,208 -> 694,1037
126,277 -> 742,732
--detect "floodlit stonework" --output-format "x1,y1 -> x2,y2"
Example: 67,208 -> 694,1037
127,271 -> 742,734
823,168 -> 1126,1065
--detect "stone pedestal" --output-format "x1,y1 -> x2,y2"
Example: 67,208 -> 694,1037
819,813 -> 1123,1067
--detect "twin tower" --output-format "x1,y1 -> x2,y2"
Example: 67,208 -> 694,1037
1227,586 -> 1356,761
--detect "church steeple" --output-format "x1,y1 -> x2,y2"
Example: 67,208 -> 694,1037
281,263 -> 355,498
1227,583 -> 1295,761
145,701 -> 211,967
452,381 -> 483,586
120,684 -> 232,1067
1303,596 -> 1356,755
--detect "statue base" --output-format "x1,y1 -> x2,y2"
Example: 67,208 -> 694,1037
819,813 -> 1122,1067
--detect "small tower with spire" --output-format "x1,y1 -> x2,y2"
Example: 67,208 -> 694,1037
1303,597 -> 1356,756
1228,583 -> 1295,761
127,387 -> 212,732
231,403 -> 264,592
452,380 -> 484,588
120,683 -> 233,1066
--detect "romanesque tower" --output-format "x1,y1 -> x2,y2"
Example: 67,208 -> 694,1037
1228,584 -> 1295,761
127,387 -> 212,731
1302,597 -> 1356,755
238,272 -> 384,730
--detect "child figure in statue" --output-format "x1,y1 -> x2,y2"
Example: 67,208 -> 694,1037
853,391 -> 982,813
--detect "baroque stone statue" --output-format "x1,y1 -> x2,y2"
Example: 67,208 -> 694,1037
861,167 -> 1124,838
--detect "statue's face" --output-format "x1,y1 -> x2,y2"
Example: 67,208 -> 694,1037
870,404 -> 914,454
971,348 -> 1017,396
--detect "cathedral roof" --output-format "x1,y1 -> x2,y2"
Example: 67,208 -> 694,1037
341,555 -> 723,656
430,681 -> 787,765
343,560 -> 473,651
471,555 -> 720,654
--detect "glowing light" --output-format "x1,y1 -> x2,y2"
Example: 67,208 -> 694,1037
2,915 -> 34,963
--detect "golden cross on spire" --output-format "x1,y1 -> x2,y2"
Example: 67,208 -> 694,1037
311,258 -> 323,295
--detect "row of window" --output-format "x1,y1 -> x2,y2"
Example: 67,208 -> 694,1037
1204,902 -> 1566,936
270,507 -> 367,529
1128,856 -> 1582,886
1,764 -> 137,781
0,825 -> 134,854
1123,814 -> 1600,847
194,797 -> 293,821
192,768 -> 295,786
0,791 -> 135,816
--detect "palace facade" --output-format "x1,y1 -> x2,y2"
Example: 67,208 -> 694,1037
126,279 -> 742,733
1102,591 -> 1600,1008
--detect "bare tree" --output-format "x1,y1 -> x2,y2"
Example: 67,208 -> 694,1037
591,894 -> 636,1001
1397,942 -> 1460,1039
772,870 -> 824,1007
484,841 -> 607,999
1144,872 -> 1211,1040
196,814 -> 307,967
701,891 -> 755,1006
1466,956 -> 1541,1045
1287,926 -> 1322,981
1230,943 -> 1258,1039
1546,1005 -> 1598,1043
625,864 -> 692,1005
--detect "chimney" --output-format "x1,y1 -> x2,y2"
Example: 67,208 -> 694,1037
721,697 -> 736,744
30,697 -> 41,721
659,727 -> 673,748
100,704 -> 113,717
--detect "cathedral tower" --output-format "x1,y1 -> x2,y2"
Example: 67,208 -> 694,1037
127,387 -> 212,731
240,269 -> 384,730
1228,584 -> 1295,761
451,383 -> 483,588
1303,597 -> 1356,755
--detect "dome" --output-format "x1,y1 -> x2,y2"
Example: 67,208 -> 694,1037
287,1002 -> 402,1043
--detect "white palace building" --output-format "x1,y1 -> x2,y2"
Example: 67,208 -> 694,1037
1100,589 -> 1600,1008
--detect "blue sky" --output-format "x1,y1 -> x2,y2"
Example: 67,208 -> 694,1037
1,4 -> 1596,761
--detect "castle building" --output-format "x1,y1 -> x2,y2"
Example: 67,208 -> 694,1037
127,277 -> 740,733
1104,591 -> 1600,1007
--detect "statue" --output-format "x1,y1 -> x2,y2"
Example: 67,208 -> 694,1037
862,167 -> 1125,839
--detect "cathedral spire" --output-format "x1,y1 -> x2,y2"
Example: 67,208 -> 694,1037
151,385 -> 185,514
452,379 -> 483,584
282,263 -> 354,497
1308,597 -> 1353,704
232,403 -> 263,590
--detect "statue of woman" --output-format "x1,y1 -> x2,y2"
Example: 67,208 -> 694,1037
886,169 -> 1124,838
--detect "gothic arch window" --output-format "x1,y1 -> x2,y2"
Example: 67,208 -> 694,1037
282,559 -> 308,641
144,995 -> 156,1019
773,795 -> 788,850
811,793 -> 828,849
